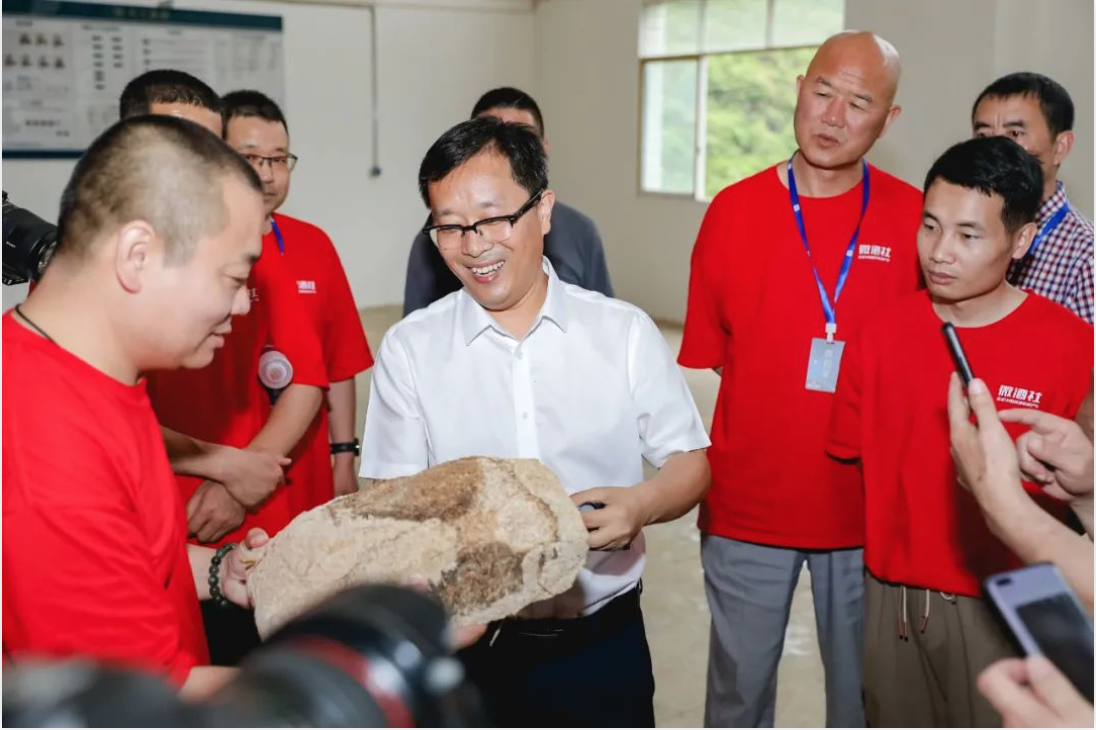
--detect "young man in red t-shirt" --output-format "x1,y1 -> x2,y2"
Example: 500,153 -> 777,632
221,90 -> 374,511
827,136 -> 1094,726
678,31 -> 919,727
4,116 -> 269,698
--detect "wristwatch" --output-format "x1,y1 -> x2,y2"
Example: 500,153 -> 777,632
330,438 -> 360,456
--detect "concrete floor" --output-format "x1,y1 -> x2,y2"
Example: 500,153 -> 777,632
354,306 -> 826,728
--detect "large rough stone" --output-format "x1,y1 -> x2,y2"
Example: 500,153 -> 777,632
247,456 -> 589,638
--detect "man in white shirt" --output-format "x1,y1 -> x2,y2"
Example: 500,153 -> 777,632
360,116 -> 710,727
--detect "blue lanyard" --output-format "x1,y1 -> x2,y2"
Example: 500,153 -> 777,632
1027,204 -> 1070,257
270,217 -> 286,256
787,154 -> 870,342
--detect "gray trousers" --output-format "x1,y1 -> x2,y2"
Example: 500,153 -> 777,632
701,535 -> 866,728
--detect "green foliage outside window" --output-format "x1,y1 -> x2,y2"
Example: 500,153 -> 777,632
704,47 -> 815,198
639,0 -> 842,199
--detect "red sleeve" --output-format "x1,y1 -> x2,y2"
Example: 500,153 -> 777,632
3,433 -> 198,685
1067,318 -> 1095,414
899,186 -> 926,293
318,233 -> 374,382
679,192 -> 730,369
255,243 -> 328,389
826,332 -> 865,460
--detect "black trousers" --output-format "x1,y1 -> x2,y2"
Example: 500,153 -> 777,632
457,587 -> 656,728
200,600 -> 261,666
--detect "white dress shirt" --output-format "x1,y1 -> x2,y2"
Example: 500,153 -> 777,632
361,259 -> 710,617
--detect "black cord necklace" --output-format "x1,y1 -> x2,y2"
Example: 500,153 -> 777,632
14,304 -> 56,344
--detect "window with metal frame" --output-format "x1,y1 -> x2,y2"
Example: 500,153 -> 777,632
639,0 -> 844,200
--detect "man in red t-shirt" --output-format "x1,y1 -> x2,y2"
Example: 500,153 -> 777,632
120,71 -> 329,549
4,116 -> 270,698
221,90 -> 374,511
124,72 -> 329,667
827,136 -> 1094,726
679,31 -> 919,727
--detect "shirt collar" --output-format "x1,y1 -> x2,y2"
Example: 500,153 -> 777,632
457,257 -> 570,346
1037,180 -> 1070,225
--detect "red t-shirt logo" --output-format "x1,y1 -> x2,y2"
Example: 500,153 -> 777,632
857,243 -> 892,262
996,384 -> 1043,408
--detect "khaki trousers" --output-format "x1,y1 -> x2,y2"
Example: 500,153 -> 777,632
863,571 -> 1017,727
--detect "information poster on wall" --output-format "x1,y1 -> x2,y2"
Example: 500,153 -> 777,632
3,0 -> 284,157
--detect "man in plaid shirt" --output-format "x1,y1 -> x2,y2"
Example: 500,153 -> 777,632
973,72 -> 1094,323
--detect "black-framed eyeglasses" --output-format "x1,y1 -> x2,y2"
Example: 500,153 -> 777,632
423,190 -> 544,250
240,152 -> 299,172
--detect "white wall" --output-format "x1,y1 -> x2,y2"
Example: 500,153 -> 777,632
993,0 -> 1093,218
535,0 -> 1094,323
847,0 -> 1094,219
2,0 -> 535,311
840,0 -> 997,194
535,0 -> 704,323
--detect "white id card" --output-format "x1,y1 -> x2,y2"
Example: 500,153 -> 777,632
805,338 -> 845,393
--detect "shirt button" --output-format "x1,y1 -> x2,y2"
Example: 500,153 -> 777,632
522,412 -> 529,420
516,350 -> 524,360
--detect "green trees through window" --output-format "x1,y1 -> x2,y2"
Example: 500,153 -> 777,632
704,47 -> 815,198
639,0 -> 843,200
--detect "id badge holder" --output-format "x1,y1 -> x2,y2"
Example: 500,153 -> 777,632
805,323 -> 844,393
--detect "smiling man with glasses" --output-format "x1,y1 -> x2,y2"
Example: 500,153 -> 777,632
360,116 -> 711,727
403,87 -> 614,316
424,188 -> 544,250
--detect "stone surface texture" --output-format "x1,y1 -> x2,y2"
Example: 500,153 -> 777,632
248,456 -> 589,638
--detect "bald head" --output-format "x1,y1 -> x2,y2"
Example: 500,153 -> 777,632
57,115 -> 261,266
809,31 -> 901,106
793,30 -> 903,171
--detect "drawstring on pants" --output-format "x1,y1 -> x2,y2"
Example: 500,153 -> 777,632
897,587 -> 956,639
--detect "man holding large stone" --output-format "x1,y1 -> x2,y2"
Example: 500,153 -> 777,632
4,115 -> 270,699
360,116 -> 710,727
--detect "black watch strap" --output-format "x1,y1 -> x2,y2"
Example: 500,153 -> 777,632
331,439 -> 360,456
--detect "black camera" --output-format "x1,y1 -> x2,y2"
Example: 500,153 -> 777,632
2,191 -> 59,286
2,584 -> 484,727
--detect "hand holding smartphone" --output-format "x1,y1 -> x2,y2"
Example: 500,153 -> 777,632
945,322 -> 1058,475
985,562 -> 1094,703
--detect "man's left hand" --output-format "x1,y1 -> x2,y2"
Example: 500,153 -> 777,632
947,373 -> 1028,517
187,481 -> 246,544
221,528 -> 270,609
570,486 -> 649,551
999,407 -> 1095,502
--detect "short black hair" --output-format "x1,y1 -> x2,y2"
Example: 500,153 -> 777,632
973,72 -> 1074,138
58,115 -> 261,265
418,116 -> 548,207
923,136 -> 1043,233
221,89 -> 288,134
119,69 -> 220,118
470,87 -> 545,138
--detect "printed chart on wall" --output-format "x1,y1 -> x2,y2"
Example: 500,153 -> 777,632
3,1 -> 284,158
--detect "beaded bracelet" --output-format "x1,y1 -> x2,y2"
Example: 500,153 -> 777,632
208,542 -> 238,608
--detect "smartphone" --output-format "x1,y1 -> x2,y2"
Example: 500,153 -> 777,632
984,562 -> 1094,702
942,322 -> 975,386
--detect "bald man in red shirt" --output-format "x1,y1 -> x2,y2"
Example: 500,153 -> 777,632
679,32 -> 920,727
